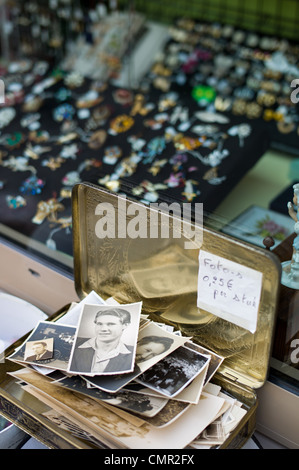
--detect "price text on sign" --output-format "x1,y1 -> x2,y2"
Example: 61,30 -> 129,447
197,250 -> 263,333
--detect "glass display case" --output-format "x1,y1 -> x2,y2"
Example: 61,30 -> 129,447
0,0 -> 298,448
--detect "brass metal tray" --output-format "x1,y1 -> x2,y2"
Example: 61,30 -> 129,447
0,182 -> 282,448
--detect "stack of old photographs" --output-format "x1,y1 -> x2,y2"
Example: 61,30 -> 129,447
8,291 -> 247,449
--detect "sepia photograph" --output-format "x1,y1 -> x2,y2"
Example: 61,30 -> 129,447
42,409 -> 110,449
129,263 -> 198,298
24,338 -> 54,362
68,302 -> 142,376
192,418 -> 227,447
136,400 -> 191,428
161,294 -> 215,325
10,367 -> 227,449
82,321 -> 189,393
8,321 -> 77,371
136,345 -> 210,398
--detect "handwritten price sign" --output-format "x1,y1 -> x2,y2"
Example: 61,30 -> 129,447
197,250 -> 262,333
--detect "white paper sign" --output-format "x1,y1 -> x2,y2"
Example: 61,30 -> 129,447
197,250 -> 263,333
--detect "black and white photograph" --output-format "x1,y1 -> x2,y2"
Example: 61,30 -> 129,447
68,302 -> 142,376
82,321 -> 189,393
123,356 -> 210,406
8,321 -> 77,371
136,345 -> 210,398
185,341 -> 224,384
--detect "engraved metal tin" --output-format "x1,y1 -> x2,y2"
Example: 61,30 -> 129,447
0,182 -> 281,448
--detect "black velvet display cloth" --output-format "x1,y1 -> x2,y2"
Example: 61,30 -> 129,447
0,55 -> 269,262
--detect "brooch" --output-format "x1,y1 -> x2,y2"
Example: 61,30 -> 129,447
0,107 -> 16,128
112,154 -> 141,179
169,153 -> 188,171
227,123 -> 251,147
143,136 -> 166,164
151,62 -> 172,77
143,113 -> 168,130
98,175 -> 120,193
103,146 -> 122,165
277,120 -> 296,134
153,76 -> 171,92
2,155 -> 35,172
85,105 -> 111,132
32,198 -> 65,224
62,171 -> 81,187
109,115 -> 135,135
232,98 -> 247,115
132,180 -> 168,203
53,103 -> 76,122
191,85 -> 216,105
88,130 -> 107,150
263,109 -> 284,121
127,135 -> 146,152
181,179 -> 200,202
6,195 -> 26,209
54,87 -> 72,101
245,102 -> 262,119
19,175 -> 45,195
256,92 -> 276,107
41,156 -> 65,170
113,88 -> 134,106
130,94 -> 154,116
28,130 -> 50,143
77,108 -> 90,119
189,145 -> 229,167
64,72 -> 84,88
60,143 -> 79,159
20,113 -> 41,128
214,96 -> 232,112
148,159 -> 168,176
234,87 -> 255,101
22,95 -> 44,112
164,172 -> 184,188
76,90 -> 103,108
174,135 -> 203,151
195,111 -> 230,124
203,167 -> 226,185
158,92 -> 179,112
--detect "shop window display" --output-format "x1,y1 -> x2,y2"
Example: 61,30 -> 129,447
0,0 -> 298,449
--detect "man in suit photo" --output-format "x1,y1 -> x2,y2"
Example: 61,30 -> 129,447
25,340 -> 53,362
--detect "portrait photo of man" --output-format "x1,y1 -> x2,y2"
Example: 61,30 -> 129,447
81,320 -> 190,393
69,302 -> 142,376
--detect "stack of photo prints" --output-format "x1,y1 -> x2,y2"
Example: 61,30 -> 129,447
8,291 -> 247,449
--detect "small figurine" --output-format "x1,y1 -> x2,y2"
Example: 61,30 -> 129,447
281,183 -> 299,289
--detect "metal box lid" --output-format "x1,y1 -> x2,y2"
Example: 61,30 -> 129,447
72,182 -> 281,390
